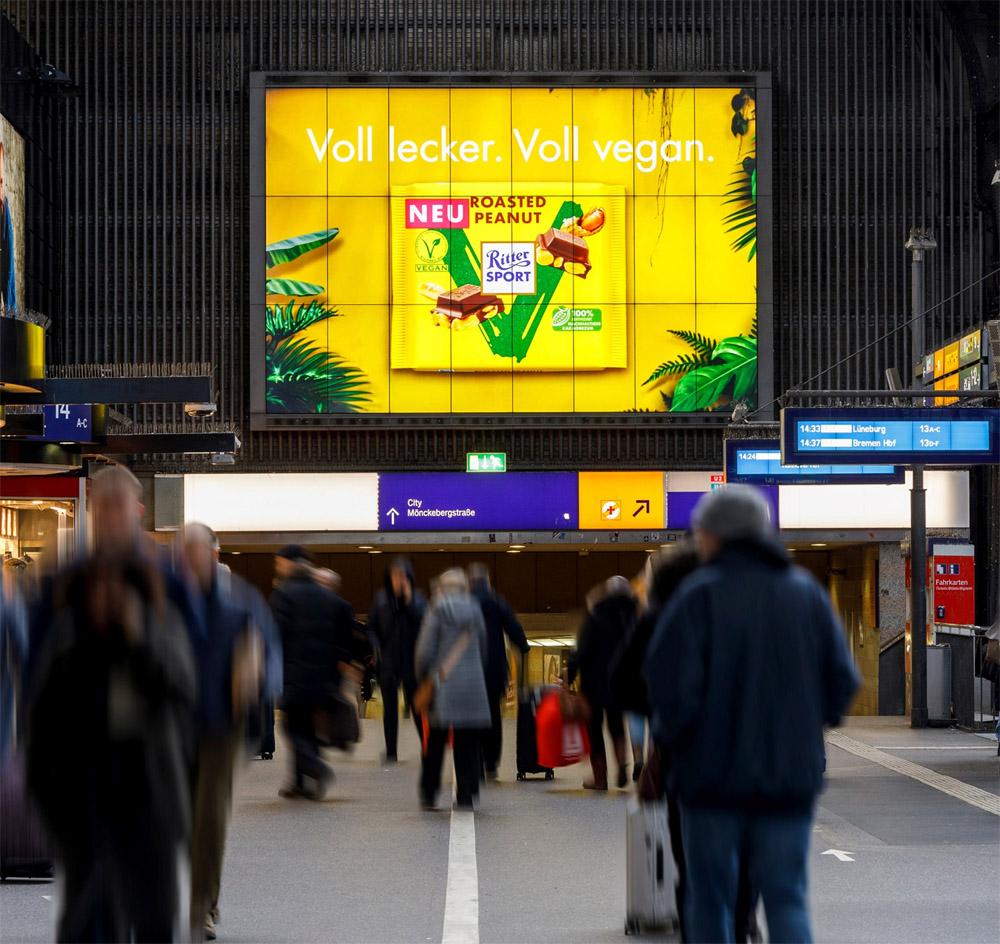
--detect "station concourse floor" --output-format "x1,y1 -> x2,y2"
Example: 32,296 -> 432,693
1,716 -> 997,944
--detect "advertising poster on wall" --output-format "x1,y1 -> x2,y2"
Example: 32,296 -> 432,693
0,111 -> 25,313
254,80 -> 766,419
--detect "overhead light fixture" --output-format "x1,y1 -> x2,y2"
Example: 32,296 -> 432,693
510,544 -> 525,549
645,548 -> 656,553
507,549 -> 521,554
368,549 -> 383,555
358,545 -> 374,550
811,543 -> 828,547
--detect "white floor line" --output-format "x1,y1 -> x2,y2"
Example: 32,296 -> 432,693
872,745 -> 997,750
442,766 -> 479,944
826,730 -> 1000,816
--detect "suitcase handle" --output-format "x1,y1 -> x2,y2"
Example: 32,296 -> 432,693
656,842 -> 664,885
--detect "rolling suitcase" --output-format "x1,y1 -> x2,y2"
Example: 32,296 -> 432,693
0,753 -> 53,880
515,687 -> 554,781
625,797 -> 677,935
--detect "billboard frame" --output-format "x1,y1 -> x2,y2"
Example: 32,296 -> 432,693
248,71 -> 773,430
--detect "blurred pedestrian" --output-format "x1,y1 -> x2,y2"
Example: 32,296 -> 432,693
611,544 -> 700,929
270,545 -> 354,799
366,557 -> 427,762
1,570 -> 27,758
644,486 -> 859,944
567,576 -> 636,790
468,562 -> 528,779
180,524 -> 278,942
25,467 -> 197,943
415,569 -> 490,810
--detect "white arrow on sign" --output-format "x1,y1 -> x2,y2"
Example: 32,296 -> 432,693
386,507 -> 399,524
821,849 -> 855,862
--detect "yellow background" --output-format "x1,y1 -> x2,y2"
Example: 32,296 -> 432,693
264,86 -> 758,414
578,472 -> 665,529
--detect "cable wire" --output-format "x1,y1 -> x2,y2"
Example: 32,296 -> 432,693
752,265 -> 1000,415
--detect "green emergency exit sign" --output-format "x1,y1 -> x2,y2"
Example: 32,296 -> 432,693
466,452 -> 506,472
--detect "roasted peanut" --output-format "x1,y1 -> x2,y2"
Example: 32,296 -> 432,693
565,261 -> 588,277
552,256 -> 564,268
535,246 -> 555,266
578,207 -> 605,235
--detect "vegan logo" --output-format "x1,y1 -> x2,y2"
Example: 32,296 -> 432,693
414,230 -> 449,273
480,241 -> 536,294
551,307 -> 602,331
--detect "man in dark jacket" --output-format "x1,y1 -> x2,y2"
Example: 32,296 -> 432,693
644,486 -> 859,944
271,545 -> 355,799
181,524 -> 279,941
468,563 -> 529,778
366,558 -> 427,762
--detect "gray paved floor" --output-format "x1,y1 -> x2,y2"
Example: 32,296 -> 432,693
1,717 -> 997,943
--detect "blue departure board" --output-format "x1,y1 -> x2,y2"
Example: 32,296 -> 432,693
781,408 -> 1000,466
725,440 -> 904,485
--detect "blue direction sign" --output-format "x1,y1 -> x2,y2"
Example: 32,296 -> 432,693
781,408 -> 1000,466
27,404 -> 94,441
726,439 -> 904,485
378,472 -> 578,531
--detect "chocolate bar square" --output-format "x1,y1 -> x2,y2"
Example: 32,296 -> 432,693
535,228 -> 592,278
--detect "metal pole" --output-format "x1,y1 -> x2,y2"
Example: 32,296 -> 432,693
904,228 -> 935,728
910,465 -> 928,727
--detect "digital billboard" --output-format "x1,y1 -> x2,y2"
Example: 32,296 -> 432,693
0,111 -> 25,313
251,77 -> 769,424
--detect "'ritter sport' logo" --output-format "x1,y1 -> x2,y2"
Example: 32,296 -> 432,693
480,242 -> 536,294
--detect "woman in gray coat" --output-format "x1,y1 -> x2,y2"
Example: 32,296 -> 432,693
415,568 -> 490,810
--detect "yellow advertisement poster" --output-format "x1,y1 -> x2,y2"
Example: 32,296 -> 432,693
262,85 -> 759,415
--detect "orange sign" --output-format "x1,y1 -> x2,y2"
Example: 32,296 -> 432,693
578,471 -> 664,530
933,348 -> 945,378
943,342 -> 960,376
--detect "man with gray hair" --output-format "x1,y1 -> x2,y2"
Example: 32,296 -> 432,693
643,485 -> 858,944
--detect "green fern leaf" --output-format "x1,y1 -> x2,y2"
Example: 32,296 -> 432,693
265,299 -> 341,342
642,353 -> 711,386
667,329 -> 717,358
266,336 -> 370,414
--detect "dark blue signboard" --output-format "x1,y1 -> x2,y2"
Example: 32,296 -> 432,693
378,472 -> 578,531
28,405 -> 94,441
781,408 -> 1000,466
726,439 -> 904,485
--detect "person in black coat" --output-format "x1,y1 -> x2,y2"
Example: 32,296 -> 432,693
366,557 -> 427,762
468,563 -> 529,778
270,546 -> 355,799
567,576 -> 637,790
644,487 -> 858,944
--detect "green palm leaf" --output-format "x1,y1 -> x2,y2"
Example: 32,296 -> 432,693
265,227 -> 339,268
265,299 -> 341,342
265,278 -> 325,297
669,334 -> 757,412
266,336 -> 370,414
